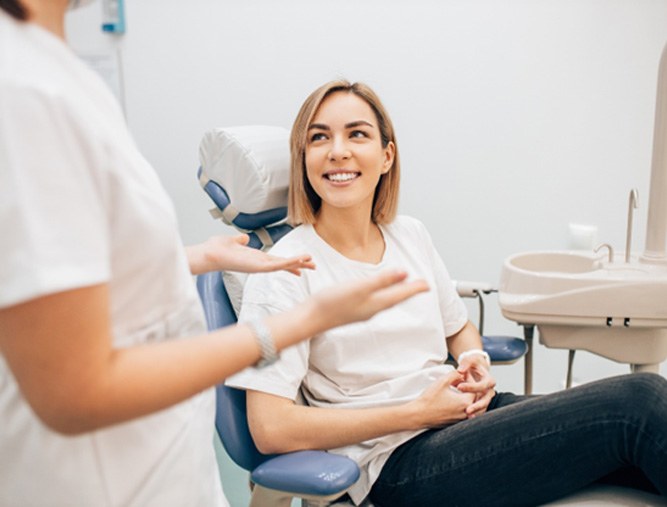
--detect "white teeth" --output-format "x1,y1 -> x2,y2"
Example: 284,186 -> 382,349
327,172 -> 358,182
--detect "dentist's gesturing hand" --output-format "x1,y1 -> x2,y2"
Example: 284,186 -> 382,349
186,233 -> 316,276
310,270 -> 430,330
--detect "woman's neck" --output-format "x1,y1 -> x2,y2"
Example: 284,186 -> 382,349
314,206 -> 386,264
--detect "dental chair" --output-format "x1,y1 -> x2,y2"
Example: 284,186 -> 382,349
196,126 -> 666,507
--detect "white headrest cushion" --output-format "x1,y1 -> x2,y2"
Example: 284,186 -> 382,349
199,125 -> 290,214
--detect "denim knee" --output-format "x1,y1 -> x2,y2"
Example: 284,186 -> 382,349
609,373 -> 667,416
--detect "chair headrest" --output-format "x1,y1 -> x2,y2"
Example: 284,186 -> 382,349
198,125 -> 290,223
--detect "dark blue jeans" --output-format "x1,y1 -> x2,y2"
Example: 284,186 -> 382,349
369,373 -> 667,507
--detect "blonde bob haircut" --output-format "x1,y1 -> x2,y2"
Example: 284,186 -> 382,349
288,80 -> 400,225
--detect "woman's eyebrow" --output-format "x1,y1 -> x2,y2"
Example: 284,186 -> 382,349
345,120 -> 374,129
308,120 -> 375,131
308,123 -> 330,131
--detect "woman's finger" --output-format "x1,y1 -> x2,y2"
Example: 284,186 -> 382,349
372,279 -> 430,308
466,390 -> 495,418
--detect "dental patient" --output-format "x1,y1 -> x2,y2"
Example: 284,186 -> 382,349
227,80 -> 667,507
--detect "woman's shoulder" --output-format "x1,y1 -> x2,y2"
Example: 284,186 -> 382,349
241,227 -> 314,308
384,215 -> 429,238
267,224 -> 318,255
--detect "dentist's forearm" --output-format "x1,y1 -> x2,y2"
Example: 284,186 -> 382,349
70,298 -> 331,433
0,271 -> 422,434
0,284 -> 323,435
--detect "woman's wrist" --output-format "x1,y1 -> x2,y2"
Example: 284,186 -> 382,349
404,397 -> 435,431
457,349 -> 491,367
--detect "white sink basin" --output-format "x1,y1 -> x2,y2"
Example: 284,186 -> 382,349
498,250 -> 667,369
499,250 -> 667,323
509,251 -> 601,274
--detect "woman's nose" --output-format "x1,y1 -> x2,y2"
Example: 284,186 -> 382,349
328,136 -> 351,161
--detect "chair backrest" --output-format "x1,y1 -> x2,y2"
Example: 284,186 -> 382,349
198,126 -> 292,250
197,126 -> 298,472
196,271 -> 276,472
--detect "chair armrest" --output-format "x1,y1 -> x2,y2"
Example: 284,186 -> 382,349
454,280 -> 496,298
251,450 -> 360,497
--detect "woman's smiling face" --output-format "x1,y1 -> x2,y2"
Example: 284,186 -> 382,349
305,91 -> 395,218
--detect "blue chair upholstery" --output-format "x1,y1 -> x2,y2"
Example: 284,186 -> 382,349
482,335 -> 528,363
198,166 -> 287,232
196,271 -> 361,506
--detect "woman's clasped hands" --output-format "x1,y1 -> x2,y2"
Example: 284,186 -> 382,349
456,356 -> 496,419
411,359 -> 496,429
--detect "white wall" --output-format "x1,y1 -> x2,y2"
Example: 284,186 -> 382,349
66,0 -> 667,393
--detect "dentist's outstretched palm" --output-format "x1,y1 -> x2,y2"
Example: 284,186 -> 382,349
314,270 -> 429,329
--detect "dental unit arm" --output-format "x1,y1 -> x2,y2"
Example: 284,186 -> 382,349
642,41 -> 667,264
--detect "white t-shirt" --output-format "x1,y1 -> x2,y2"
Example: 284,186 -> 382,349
0,12 -> 226,507
227,216 -> 468,504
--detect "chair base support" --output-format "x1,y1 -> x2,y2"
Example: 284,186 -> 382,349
250,484 -> 348,507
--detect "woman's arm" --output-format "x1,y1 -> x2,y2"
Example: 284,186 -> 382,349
445,320 -> 484,360
0,270 -> 427,435
247,369 -> 476,454
185,233 -> 316,276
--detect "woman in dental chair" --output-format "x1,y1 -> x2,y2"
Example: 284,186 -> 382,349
0,2 -> 428,506
226,80 -> 667,507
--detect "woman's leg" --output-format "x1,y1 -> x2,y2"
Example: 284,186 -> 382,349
369,373 -> 667,507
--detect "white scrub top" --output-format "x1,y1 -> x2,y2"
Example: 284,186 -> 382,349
0,11 -> 227,507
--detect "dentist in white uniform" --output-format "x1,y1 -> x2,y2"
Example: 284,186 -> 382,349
0,1 -> 428,505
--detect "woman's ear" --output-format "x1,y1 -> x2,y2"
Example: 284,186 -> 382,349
382,141 -> 396,174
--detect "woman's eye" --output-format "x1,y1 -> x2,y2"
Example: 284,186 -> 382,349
350,130 -> 368,139
310,132 -> 327,142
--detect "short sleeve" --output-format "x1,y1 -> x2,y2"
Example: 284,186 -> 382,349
225,270 -> 311,401
414,219 -> 468,336
0,85 -> 110,308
